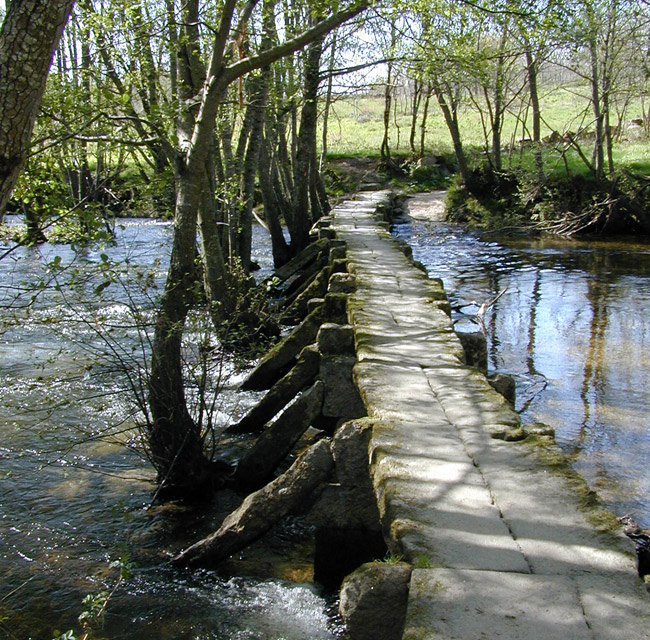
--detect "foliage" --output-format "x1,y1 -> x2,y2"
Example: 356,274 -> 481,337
50,554 -> 133,640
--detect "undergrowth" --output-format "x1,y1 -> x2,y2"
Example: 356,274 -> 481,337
446,166 -> 650,236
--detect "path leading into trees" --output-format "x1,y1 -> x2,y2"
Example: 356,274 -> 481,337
330,191 -> 649,640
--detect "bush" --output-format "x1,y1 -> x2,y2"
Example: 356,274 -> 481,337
445,163 -> 650,235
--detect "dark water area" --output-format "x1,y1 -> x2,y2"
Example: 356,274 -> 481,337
393,199 -> 650,530
0,219 -> 341,640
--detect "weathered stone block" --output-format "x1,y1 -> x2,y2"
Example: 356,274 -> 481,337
174,439 -> 333,568
456,330 -> 488,373
328,272 -> 356,293
309,484 -> 380,530
324,292 -> 348,323
272,238 -> 329,283
229,345 -> 320,434
488,372 -> 516,405
234,381 -> 324,488
320,354 -> 366,418
281,265 -> 331,324
241,305 -> 323,391
317,323 -> 355,355
331,418 -> 374,488
307,297 -> 324,313
395,238 -> 413,258
339,562 -> 412,640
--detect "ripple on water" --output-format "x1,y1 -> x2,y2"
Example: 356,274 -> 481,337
1,220 -> 343,639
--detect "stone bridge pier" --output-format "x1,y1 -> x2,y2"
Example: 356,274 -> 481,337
323,192 -> 649,640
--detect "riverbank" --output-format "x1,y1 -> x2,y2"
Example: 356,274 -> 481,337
445,167 -> 650,236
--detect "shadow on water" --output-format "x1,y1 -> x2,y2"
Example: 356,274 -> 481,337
393,209 -> 650,530
0,220 -> 342,640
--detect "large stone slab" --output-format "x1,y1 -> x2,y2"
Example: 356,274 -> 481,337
404,568 -> 593,640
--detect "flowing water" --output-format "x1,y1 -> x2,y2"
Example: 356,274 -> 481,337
394,192 -> 650,530
3,200 -> 650,639
0,219 -> 342,640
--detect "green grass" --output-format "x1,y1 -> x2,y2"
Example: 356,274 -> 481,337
321,84 -> 650,175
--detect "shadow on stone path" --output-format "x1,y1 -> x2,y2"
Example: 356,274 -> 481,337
331,191 -> 649,640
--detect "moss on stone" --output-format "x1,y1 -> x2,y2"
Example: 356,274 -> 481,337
519,435 -> 628,543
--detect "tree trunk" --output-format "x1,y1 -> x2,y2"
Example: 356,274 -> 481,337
585,3 -> 605,181
433,80 -> 471,186
0,0 -> 74,218
146,0 -> 234,496
259,131 -> 291,267
148,169 -> 213,495
291,33 -> 324,251
490,25 -> 509,173
524,45 -> 544,181
419,84 -> 432,157
237,71 -> 270,271
380,62 -> 394,164
602,76 -> 615,177
409,77 -> 422,155
198,154 -> 234,328
320,30 -> 338,170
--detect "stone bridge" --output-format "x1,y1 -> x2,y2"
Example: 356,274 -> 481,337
327,192 -> 649,640
179,191 -> 649,638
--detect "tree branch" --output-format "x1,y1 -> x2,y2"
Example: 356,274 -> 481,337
220,0 -> 370,88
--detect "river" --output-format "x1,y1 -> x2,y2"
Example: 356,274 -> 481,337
2,200 -> 649,639
394,192 -> 650,531
0,219 -> 342,640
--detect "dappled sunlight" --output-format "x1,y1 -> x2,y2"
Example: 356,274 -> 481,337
332,197 -> 649,637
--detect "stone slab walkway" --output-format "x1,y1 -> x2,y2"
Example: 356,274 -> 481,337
329,192 -> 649,640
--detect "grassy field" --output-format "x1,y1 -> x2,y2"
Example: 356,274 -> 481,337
322,86 -> 650,175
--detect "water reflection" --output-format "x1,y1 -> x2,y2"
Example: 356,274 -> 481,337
394,210 -> 650,529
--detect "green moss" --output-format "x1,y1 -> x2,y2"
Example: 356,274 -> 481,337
520,435 -> 625,542
413,554 -> 433,569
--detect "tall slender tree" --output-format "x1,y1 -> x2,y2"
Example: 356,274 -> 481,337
147,0 -> 370,497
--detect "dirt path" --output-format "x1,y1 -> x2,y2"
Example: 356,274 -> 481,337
405,190 -> 447,221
